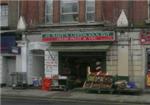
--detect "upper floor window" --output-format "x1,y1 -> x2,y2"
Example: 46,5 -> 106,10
86,0 -> 95,22
148,0 -> 150,19
61,0 -> 79,23
45,0 -> 53,24
0,4 -> 8,27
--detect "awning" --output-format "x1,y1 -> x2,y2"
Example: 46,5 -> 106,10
48,45 -> 111,52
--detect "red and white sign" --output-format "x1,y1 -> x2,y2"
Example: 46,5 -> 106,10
42,31 -> 115,42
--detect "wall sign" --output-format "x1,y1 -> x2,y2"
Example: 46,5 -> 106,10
11,47 -> 21,54
42,31 -> 115,42
29,42 -> 49,50
140,31 -> 150,44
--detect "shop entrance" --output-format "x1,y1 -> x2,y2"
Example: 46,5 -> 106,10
59,52 -> 106,89
146,49 -> 150,88
29,50 -> 44,86
2,56 -> 16,86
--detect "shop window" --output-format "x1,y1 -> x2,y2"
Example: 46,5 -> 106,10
60,0 -> 79,23
86,0 -> 95,22
0,4 -> 8,27
45,0 -> 53,24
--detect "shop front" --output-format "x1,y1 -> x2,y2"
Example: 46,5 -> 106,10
42,31 -> 115,89
140,31 -> 150,89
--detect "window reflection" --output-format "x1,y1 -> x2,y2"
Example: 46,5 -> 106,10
45,0 -> 53,24
86,0 -> 95,22
61,0 -> 79,23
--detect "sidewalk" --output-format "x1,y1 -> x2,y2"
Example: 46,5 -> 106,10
1,87 -> 150,104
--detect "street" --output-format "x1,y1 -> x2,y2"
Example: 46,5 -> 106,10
1,97 -> 149,105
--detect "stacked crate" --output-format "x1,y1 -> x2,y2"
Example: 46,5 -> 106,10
83,74 -> 113,93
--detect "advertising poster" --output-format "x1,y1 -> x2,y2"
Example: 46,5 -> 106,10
44,51 -> 58,78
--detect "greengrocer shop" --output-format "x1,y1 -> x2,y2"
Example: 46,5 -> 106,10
42,31 -> 115,88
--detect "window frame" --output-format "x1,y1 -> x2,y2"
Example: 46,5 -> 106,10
45,0 -> 53,24
60,0 -> 79,24
0,4 -> 8,27
85,0 -> 95,23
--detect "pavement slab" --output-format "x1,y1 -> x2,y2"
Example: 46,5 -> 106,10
1,87 -> 150,104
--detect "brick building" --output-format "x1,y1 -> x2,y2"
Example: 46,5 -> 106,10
1,0 -> 150,90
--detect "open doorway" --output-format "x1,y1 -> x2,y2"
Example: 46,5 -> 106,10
2,56 -> 16,86
30,50 -> 44,86
59,52 -> 106,89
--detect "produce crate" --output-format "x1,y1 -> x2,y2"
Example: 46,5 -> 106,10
83,74 -> 114,94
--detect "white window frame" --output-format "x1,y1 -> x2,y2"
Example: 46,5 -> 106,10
45,0 -> 53,24
85,0 -> 95,23
60,0 -> 79,23
0,4 -> 8,27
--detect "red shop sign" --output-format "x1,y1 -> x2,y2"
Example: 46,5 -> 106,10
42,31 -> 115,42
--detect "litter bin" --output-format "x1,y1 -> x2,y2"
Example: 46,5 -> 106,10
41,77 -> 52,91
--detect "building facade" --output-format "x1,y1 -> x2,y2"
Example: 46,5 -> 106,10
1,0 -> 150,90
0,0 -> 22,86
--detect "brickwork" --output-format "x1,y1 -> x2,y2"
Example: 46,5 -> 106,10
0,0 -> 8,4
132,1 -> 148,26
18,0 -> 148,27
79,0 -> 85,23
53,0 -> 60,24
38,0 -> 45,24
95,0 -> 102,22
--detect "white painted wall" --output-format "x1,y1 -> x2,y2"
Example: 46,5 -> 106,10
118,46 -> 129,76
21,42 -> 27,72
16,55 -> 22,72
27,35 -> 41,42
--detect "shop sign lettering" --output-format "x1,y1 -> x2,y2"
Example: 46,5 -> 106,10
42,31 -> 115,42
140,31 -> 150,44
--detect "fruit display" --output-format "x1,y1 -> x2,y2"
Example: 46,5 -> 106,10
83,73 -> 113,89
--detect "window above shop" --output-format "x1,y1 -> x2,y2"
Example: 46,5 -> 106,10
0,4 -> 8,27
45,0 -> 53,24
86,0 -> 95,22
60,0 -> 79,23
146,0 -> 150,24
